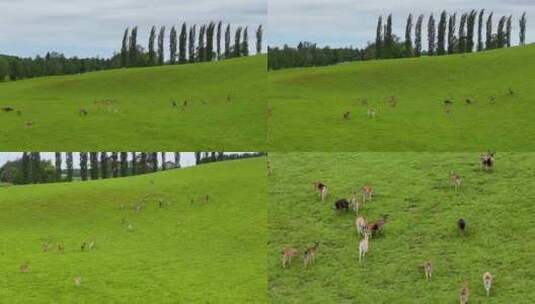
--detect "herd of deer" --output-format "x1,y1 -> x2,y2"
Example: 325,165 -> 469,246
279,152 -> 497,303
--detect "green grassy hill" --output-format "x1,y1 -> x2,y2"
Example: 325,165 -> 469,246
269,45 -> 535,151
0,56 -> 266,151
0,158 -> 266,303
268,153 -> 535,303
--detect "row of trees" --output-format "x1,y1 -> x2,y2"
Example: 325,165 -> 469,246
120,23 -> 263,68
376,10 -> 527,59
0,152 -> 265,185
0,22 -> 263,81
268,11 -> 527,70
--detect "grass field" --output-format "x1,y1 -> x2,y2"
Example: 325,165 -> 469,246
268,152 -> 535,303
0,56 -> 266,151
0,157 -> 267,303
268,45 -> 535,151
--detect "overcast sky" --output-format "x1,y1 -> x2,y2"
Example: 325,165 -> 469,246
268,0 -> 534,48
0,0 -> 266,58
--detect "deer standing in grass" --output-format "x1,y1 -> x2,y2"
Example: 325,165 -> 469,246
459,282 -> 470,304
20,263 -> 29,273
281,247 -> 298,268
483,271 -> 493,296
350,190 -> 360,214
450,172 -> 462,191
303,242 -> 319,268
313,182 -> 328,201
420,261 -> 433,280
361,185 -> 373,203
358,232 -> 369,262
355,216 -> 367,236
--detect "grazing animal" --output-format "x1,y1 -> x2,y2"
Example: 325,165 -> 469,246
350,190 -> 360,214
183,99 -> 188,107
227,94 -> 232,102
358,232 -> 369,262
171,100 -> 177,107
16,110 -> 22,116
367,108 -> 376,118
343,111 -> 351,120
57,242 -> 65,253
367,215 -> 388,237
79,108 -> 88,116
81,241 -> 87,252
334,198 -> 350,212
25,121 -> 34,128
421,261 -> 433,279
42,242 -> 50,252
281,247 -> 298,268
459,282 -> 470,304
489,96 -> 496,103
355,216 -> 367,235
444,99 -> 453,105
458,218 -> 466,235
449,172 -> 462,191
483,271 -> 493,296
507,88 -> 515,96
313,182 -> 328,201
480,152 -> 495,171
88,240 -> 95,250
361,185 -> 373,203
20,263 -> 29,273
266,107 -> 273,119
303,242 -> 319,268
1,107 -> 14,112
387,96 -> 397,107
74,276 -> 82,286
465,98 -> 473,105
360,98 -> 369,106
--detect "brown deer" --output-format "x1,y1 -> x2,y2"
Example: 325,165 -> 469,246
366,215 -> 388,237
449,172 -> 462,191
358,232 -> 369,262
303,242 -> 319,268
313,182 -> 328,201
355,216 -> 367,235
20,263 -> 29,273
73,276 -> 82,286
343,111 -> 351,120
350,190 -> 360,214
42,242 -> 50,252
25,121 -> 34,129
459,282 -> 470,304
367,108 -> 376,118
57,242 -> 65,254
480,152 -> 495,171
281,247 -> 298,268
361,185 -> 373,203
79,108 -> 88,116
483,271 -> 493,296
420,261 -> 433,280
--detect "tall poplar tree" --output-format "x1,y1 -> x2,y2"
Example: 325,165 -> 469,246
90,152 -> 99,180
179,22 -> 187,64
120,152 -> 128,177
100,152 -> 108,179
151,152 -> 158,172
437,11 -> 447,55
121,28 -> 129,67
131,152 -> 137,175
174,152 -> 181,168
448,13 -> 457,54
384,15 -> 393,58
405,14 -> 413,56
519,12 -> 527,45
80,152 -> 88,181
256,24 -> 263,54
376,16 -> 383,59
459,13 -> 467,53
224,24 -> 231,58
217,21 -> 223,59
148,26 -> 156,65
189,25 -> 196,63
466,10 -> 477,52
242,27 -> 249,56
139,153 -> 147,174
158,26 -> 166,65
129,26 -> 138,66
486,13 -> 494,49
506,15 -> 512,47
234,27 -> 242,57
428,14 -> 436,55
161,152 -> 167,170
170,26 -> 177,64
497,16 -> 506,48
206,22 -> 215,61
66,152 -> 73,182
55,152 -> 62,182
111,152 -> 119,178
22,152 -> 30,184
415,15 -> 424,57
30,152 -> 41,184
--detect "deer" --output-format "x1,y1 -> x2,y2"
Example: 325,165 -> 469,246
507,88 -> 515,96
81,241 -> 87,252
42,242 -> 50,252
343,111 -> 351,120
1,106 -> 14,112
267,160 -> 272,176
483,271 -> 493,296
281,247 -> 298,268
303,242 -> 319,268
489,96 -> 496,103
420,261 -> 433,280
20,263 -> 29,273
313,182 -> 328,201
73,276 -> 82,286
366,215 -> 388,237
334,198 -> 350,212
79,108 -> 88,116
449,172 -> 462,191
358,232 -> 369,262
57,242 -> 65,253
465,98 -> 473,105
459,282 -> 470,304
361,185 -> 373,203
171,100 -> 177,108
88,240 -> 95,251
25,121 -> 34,129
458,218 -> 466,236
367,108 -> 376,118
480,152 -> 495,171
355,216 -> 367,235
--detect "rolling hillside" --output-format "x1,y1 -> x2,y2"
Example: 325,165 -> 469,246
0,56 -> 266,151
0,158 -> 266,303
269,45 -> 535,151
268,152 -> 535,303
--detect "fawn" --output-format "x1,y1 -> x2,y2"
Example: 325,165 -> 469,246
358,232 -> 369,262
361,185 -> 373,203
459,282 -> 470,304
304,242 -> 320,268
343,111 -> 351,120
350,190 -> 360,214
281,247 -> 298,268
20,263 -> 29,273
355,216 -> 367,235
483,271 -> 493,296
313,182 -> 328,201
367,108 -> 376,118
450,172 -> 462,191
421,261 -> 433,280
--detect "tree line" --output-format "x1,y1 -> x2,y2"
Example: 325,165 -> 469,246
268,11 -> 527,70
0,152 -> 265,185
120,22 -> 263,68
0,22 -> 263,81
